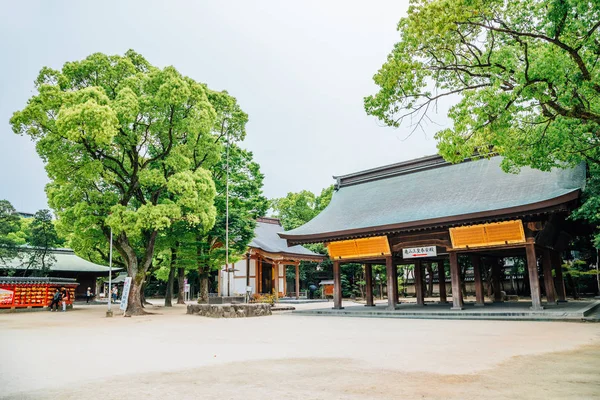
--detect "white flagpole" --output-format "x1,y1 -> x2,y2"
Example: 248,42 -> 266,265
107,228 -> 113,317
226,129 -> 230,297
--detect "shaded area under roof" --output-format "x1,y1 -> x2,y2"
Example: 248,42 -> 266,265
1,248 -> 118,273
280,156 -> 585,244
250,219 -> 324,261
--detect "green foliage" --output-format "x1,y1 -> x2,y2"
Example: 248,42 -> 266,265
366,0 -> 600,240
272,185 -> 334,255
10,50 -> 236,313
0,200 -> 21,265
20,210 -> 61,275
272,185 -> 334,231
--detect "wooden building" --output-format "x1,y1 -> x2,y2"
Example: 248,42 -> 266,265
219,217 -> 324,299
1,248 -> 118,299
279,155 -> 586,311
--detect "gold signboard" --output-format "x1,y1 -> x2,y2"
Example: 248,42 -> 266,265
327,236 -> 391,260
449,220 -> 525,249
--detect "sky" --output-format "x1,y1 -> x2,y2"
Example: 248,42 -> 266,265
0,1 -> 452,213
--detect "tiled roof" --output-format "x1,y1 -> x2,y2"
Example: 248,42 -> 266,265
280,156 -> 585,244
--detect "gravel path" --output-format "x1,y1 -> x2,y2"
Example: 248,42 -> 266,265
1,301 -> 599,399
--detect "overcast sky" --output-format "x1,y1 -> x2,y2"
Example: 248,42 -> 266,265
0,1 -> 451,213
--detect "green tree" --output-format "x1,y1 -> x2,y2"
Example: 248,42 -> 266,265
11,51 -> 225,315
21,209 -> 60,276
272,186 -> 334,232
196,143 -> 268,301
366,0 -> 600,238
0,200 -> 21,266
273,186 -> 335,292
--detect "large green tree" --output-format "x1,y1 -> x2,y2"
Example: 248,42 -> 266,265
11,51 -> 227,314
366,0 -> 600,240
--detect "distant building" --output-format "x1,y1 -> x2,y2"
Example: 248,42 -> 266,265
219,217 -> 324,298
0,248 -> 119,299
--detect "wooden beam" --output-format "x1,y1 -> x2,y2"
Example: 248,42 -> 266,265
392,260 -> 399,303
414,260 -> 424,306
542,249 -> 557,304
245,253 -> 250,287
392,239 -> 451,251
449,252 -> 464,310
333,260 -> 343,309
273,262 -> 279,301
438,259 -> 447,303
525,242 -> 543,310
365,264 -> 374,307
295,263 -> 300,300
471,255 -> 484,306
386,256 -> 397,310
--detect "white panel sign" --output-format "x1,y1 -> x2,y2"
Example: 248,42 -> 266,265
402,246 -> 437,259
119,277 -> 132,311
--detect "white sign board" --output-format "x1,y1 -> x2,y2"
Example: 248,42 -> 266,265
402,246 -> 437,259
184,284 -> 190,293
119,277 -> 132,311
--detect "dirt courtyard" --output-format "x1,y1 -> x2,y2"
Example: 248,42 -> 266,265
1,301 -> 600,400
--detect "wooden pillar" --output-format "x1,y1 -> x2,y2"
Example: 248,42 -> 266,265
542,249 -> 557,304
332,260 -> 343,309
525,243 -> 543,310
385,256 -> 397,310
414,260 -> 424,306
273,262 -> 279,301
492,260 -> 503,302
245,253 -> 250,287
392,260 -> 399,303
295,263 -> 300,300
471,255 -> 484,306
449,252 -> 464,310
365,263 -> 374,306
552,250 -> 567,302
437,260 -> 447,303
256,256 -> 261,294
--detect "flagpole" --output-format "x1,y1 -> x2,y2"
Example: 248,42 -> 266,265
226,129 -> 230,297
106,228 -> 113,317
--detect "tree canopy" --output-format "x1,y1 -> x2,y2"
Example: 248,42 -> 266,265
10,50 -> 238,314
271,186 -> 334,231
0,200 -> 21,266
366,0 -> 600,172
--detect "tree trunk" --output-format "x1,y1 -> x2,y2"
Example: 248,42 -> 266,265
177,267 -> 185,304
115,230 -> 158,316
426,264 -> 434,297
127,273 -> 146,315
165,247 -> 178,307
165,264 -> 176,307
199,267 -> 209,303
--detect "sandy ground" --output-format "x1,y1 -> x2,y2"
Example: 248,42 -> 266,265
1,301 -> 600,399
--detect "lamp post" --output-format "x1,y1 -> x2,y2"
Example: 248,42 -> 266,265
106,228 -> 113,317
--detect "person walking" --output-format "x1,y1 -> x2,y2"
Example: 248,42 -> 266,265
48,288 -> 61,311
85,287 -> 93,303
61,287 -> 69,312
